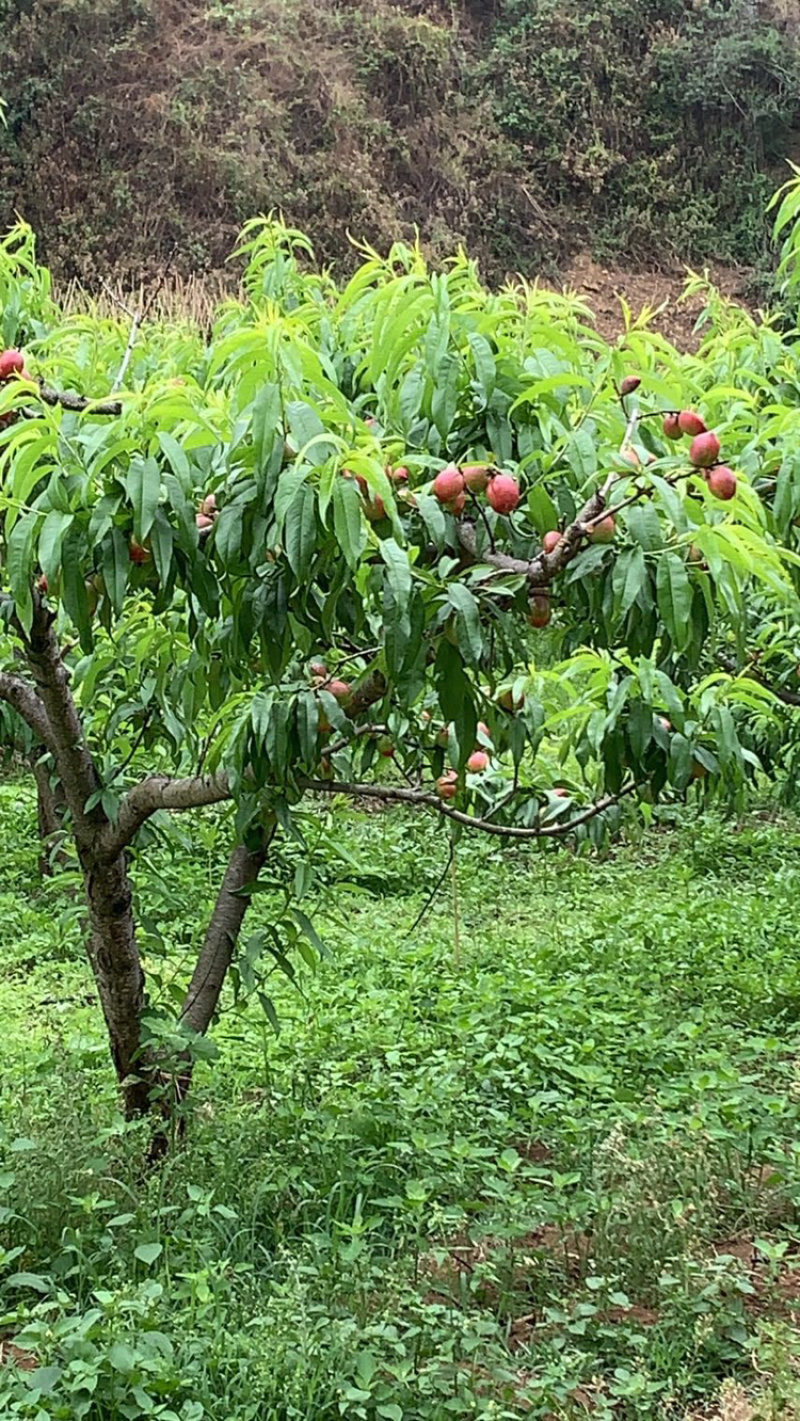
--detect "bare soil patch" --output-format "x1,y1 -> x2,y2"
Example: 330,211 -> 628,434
562,253 -> 758,351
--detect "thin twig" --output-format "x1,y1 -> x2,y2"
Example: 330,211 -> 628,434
404,842 -> 455,939
111,308 -> 143,392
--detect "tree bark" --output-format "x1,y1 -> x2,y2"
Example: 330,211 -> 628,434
147,832 -> 272,1150
31,755 -> 68,875
23,603 -> 153,1115
181,832 -> 273,1036
84,851 -> 154,1116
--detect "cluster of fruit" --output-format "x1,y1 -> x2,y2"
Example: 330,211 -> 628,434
432,463 -> 520,515
661,409 -> 736,500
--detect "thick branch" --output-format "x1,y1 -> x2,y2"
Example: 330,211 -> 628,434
717,653 -> 800,708
457,479 -> 607,590
37,384 -> 123,416
97,768 -> 232,860
104,672 -> 389,858
23,601 -> 105,841
0,671 -> 57,752
345,668 -> 387,717
302,778 -> 637,839
180,827 -> 275,1036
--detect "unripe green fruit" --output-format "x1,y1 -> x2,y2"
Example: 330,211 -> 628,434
462,464 -> 491,493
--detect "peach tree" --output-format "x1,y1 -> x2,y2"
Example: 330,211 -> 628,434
0,219 -> 793,1127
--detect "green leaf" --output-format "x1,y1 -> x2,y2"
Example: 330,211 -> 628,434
566,426 -> 597,481
416,492 -> 446,549
4,1271 -> 50,1293
467,331 -> 496,403
28,1366 -> 61,1394
251,690 -> 274,745
61,524 -> 92,651
134,1241 -> 163,1266
257,991 -> 280,1035
626,502 -> 663,551
613,546 -> 646,620
102,527 -> 129,615
333,473 -> 366,569
126,456 -> 161,543
265,699 -> 291,777
669,732 -> 693,789
214,502 -> 244,568
656,552 -> 692,652
381,538 -> 411,609
285,483 -> 317,579
435,638 -> 469,722
274,465 -> 309,531
157,430 -> 192,485
287,400 -> 334,466
296,690 -> 320,765
6,510 -> 37,631
292,907 -> 329,958
446,582 -> 483,663
431,353 -> 460,440
150,509 -> 173,586
527,484 -> 559,534
251,382 -> 282,474
38,509 -> 72,584
108,1342 -> 137,1373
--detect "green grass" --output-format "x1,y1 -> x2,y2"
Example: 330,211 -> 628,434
4,780 -> 800,1417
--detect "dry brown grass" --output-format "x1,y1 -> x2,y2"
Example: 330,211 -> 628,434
57,272 -> 238,328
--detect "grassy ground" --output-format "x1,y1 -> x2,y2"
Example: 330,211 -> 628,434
3,780 -> 800,1417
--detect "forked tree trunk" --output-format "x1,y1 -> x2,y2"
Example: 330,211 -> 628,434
5,604 -> 272,1132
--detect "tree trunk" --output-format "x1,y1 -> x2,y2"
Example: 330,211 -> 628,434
24,605 -> 153,1116
14,605 -> 273,1133
83,848 -> 154,1117
31,756 -> 68,875
181,837 -> 271,1035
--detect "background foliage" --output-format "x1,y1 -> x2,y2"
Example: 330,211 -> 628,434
0,0 -> 798,284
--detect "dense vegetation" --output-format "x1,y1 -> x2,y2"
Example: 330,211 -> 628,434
6,788 -> 800,1418
1,0 -> 799,283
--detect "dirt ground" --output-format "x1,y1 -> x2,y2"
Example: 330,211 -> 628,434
561,252 -> 758,351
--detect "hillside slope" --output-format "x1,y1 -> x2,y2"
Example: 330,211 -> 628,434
0,0 -> 798,284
